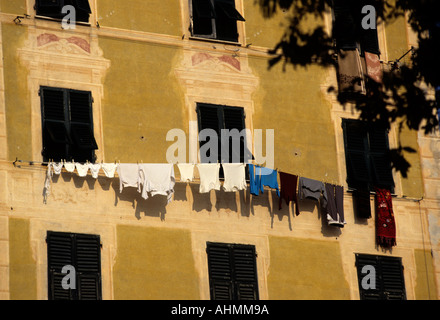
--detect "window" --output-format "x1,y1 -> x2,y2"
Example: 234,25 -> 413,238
355,253 -> 406,300
333,0 -> 380,55
206,242 -> 259,300
190,0 -> 245,42
333,0 -> 381,94
40,86 -> 98,163
35,0 -> 92,23
47,231 -> 102,300
342,119 -> 394,191
197,103 -> 251,164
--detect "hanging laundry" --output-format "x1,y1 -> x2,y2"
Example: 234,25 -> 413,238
337,48 -> 365,93
249,164 -> 279,197
278,172 -> 300,216
298,177 -> 327,208
64,161 -> 75,173
43,162 -> 54,203
102,163 -> 118,178
375,187 -> 396,248
75,163 -> 89,177
364,52 -> 383,84
259,167 -> 280,197
88,163 -> 102,179
177,163 -> 195,183
52,162 -> 63,175
324,183 -> 346,227
353,187 -> 372,219
196,163 -> 221,194
222,163 -> 247,192
117,163 -> 140,193
139,163 -> 175,203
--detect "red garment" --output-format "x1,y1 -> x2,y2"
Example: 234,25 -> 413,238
375,187 -> 396,248
279,172 -> 300,216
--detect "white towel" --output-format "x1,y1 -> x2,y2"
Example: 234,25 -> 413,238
177,163 -> 195,182
222,163 -> 247,192
102,163 -> 118,178
117,163 -> 140,193
52,162 -> 63,175
196,163 -> 221,193
75,163 -> 89,177
88,163 -> 102,179
139,164 -> 175,203
64,161 -> 75,173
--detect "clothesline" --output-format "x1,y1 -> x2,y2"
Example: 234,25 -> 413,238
13,158 -> 344,188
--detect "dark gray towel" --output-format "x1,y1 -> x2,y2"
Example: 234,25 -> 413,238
298,177 -> 327,208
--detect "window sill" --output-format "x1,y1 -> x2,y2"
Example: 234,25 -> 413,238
188,36 -> 242,47
35,15 -> 92,27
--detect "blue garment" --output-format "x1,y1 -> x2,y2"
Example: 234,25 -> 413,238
249,164 -> 280,197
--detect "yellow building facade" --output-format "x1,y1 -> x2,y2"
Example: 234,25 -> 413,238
0,0 -> 439,300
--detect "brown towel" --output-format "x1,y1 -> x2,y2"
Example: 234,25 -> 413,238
337,49 -> 365,93
279,172 -> 300,216
364,52 -> 383,84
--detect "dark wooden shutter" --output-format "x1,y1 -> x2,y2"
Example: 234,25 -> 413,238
380,256 -> 406,300
207,242 -> 259,300
76,234 -> 102,300
197,104 -> 222,163
214,0 -> 240,42
343,120 -> 371,188
74,0 -> 91,13
207,243 -> 234,300
47,231 -> 102,300
355,253 -> 382,300
233,245 -> 259,300
47,232 -> 75,300
368,125 -> 394,189
41,88 -> 71,161
222,106 -> 246,164
68,90 -> 97,162
356,254 -> 406,300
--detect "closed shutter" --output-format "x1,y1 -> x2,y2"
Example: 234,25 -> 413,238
47,231 -> 102,300
223,106 -> 246,163
75,234 -> 102,300
368,126 -> 394,189
47,232 -> 75,300
380,256 -> 406,300
197,104 -> 222,163
41,88 -> 71,161
356,254 -> 406,300
233,245 -> 259,300
207,242 -> 259,300
69,90 -> 98,151
343,120 -> 371,188
355,254 -> 382,300
358,1 -> 380,55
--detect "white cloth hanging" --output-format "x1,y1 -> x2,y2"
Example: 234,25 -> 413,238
139,163 -> 175,203
43,162 -> 53,203
75,163 -> 89,177
177,163 -> 195,182
222,163 -> 247,192
52,162 -> 63,175
64,161 -> 75,173
88,163 -> 102,179
196,163 -> 221,193
117,163 -> 140,193
102,163 -> 118,178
